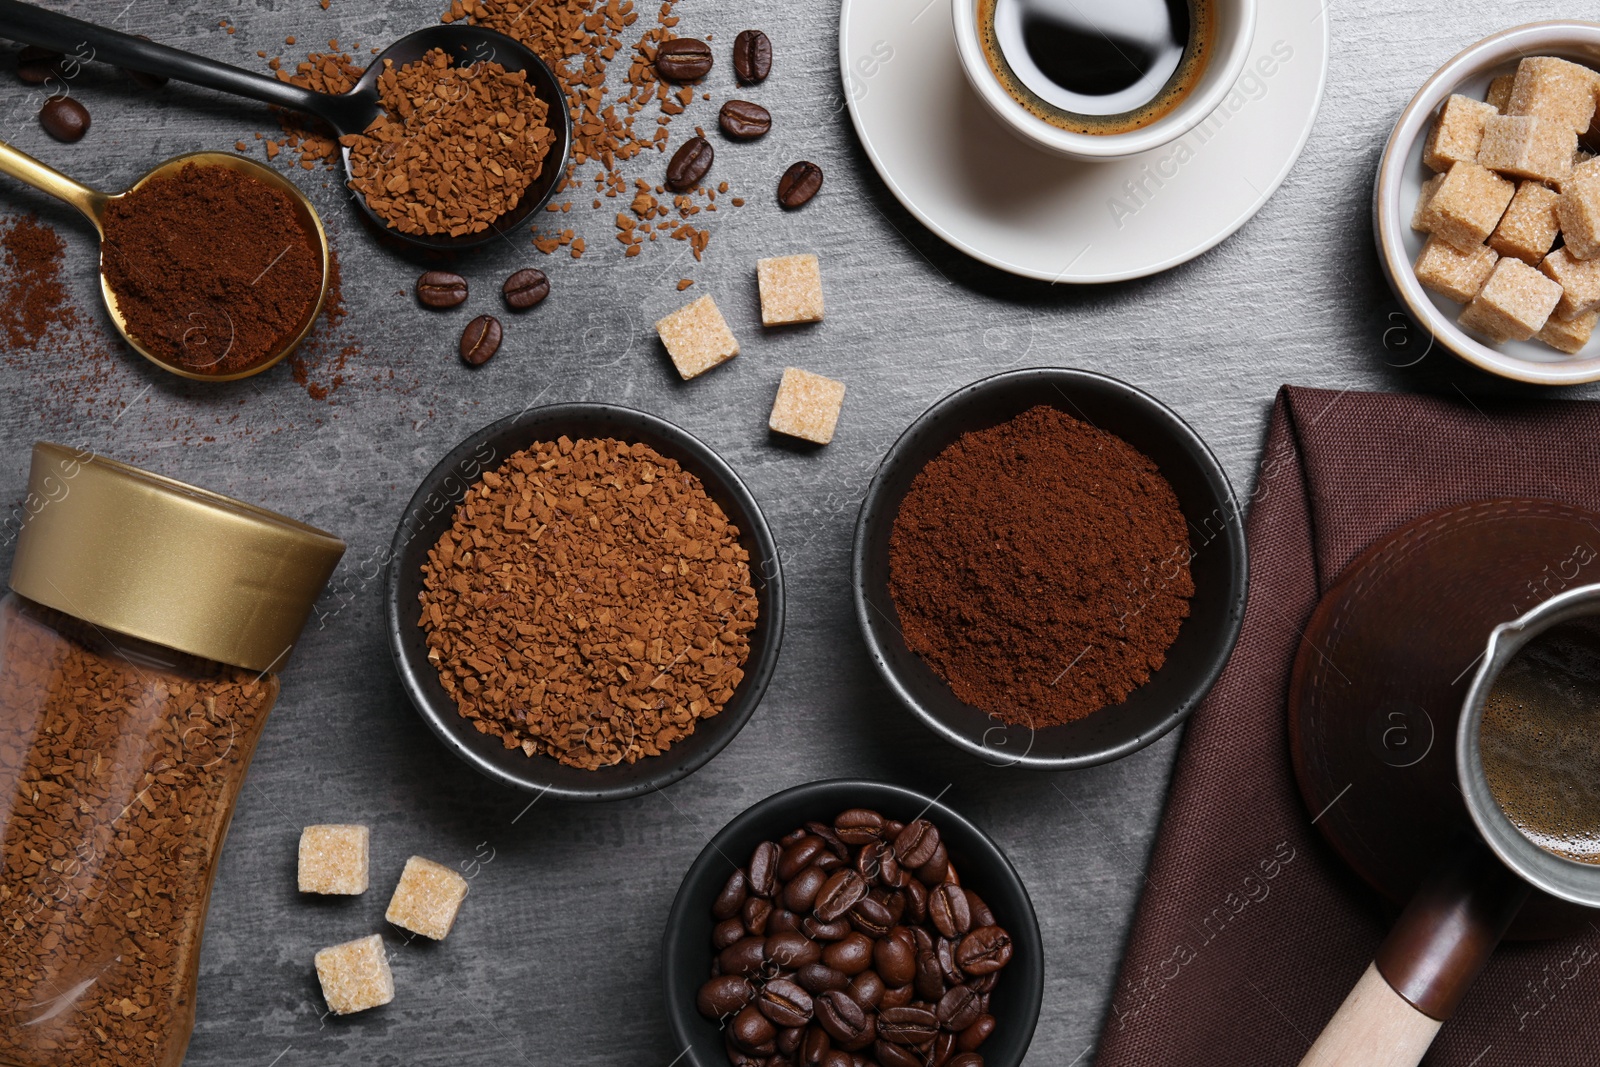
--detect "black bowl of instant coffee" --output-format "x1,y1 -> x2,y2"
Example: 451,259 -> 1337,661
663,778 -> 1044,1067
853,368 -> 1247,770
385,403 -> 784,801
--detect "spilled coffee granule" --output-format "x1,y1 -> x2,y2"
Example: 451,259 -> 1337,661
342,48 -> 554,237
419,436 -> 759,769
888,405 -> 1194,726
101,163 -> 322,375
0,214 -> 75,349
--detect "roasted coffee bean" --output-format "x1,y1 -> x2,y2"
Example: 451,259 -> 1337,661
781,827 -> 809,847
857,840 -> 903,888
417,270 -> 469,309
875,1039 -> 921,1067
724,1037 -> 761,1067
502,267 -> 550,309
732,1003 -> 778,1054
878,1006 -> 938,1046
916,842 -> 950,885
801,916 -> 852,942
956,1014 -> 995,1052
779,1027 -> 805,1056
39,96 -> 89,143
769,907 -> 802,935
822,932 -> 875,975
913,929 -> 945,1000
930,1030 -> 957,1067
875,927 -> 917,986
886,819 -> 906,836
743,896 -> 773,935
767,931 -> 823,969
733,29 -> 773,83
937,985 -> 982,1032
894,819 -> 941,868
815,991 -> 874,1045
814,869 -> 868,922
947,1054 -> 985,1067
778,160 -> 824,209
882,983 -> 914,1009
848,968 -> 884,1010
819,1051 -> 851,1067
835,808 -> 885,845
749,841 -> 781,897
802,1025 -> 833,1066
903,878 -> 929,924
965,890 -> 995,928
721,935 -> 769,976
779,835 -> 828,880
714,869 -> 749,920
929,883 -> 972,938
758,978 -> 815,1028
16,47 -> 62,85
714,916 -> 748,950
785,866 -> 829,912
459,314 -> 502,365
938,938 -> 964,986
807,821 -> 850,859
814,851 -> 845,873
873,887 -> 907,926
796,963 -> 850,994
666,135 -> 715,191
698,974 -> 755,1018
719,99 -> 772,141
847,895 -> 894,938
955,927 -> 1013,976
966,971 -> 998,994
655,37 -> 714,81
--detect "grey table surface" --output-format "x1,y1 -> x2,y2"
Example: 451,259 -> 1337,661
0,0 -> 1593,1064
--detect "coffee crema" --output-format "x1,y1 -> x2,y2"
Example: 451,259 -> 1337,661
1480,620 -> 1600,865
976,0 -> 1215,135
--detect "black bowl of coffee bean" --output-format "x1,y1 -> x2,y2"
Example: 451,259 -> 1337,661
663,779 -> 1043,1067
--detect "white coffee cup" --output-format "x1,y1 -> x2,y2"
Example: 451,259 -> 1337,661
952,0 -> 1258,160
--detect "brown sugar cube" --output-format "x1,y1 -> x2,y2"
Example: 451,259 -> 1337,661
1507,57 -> 1599,133
1412,173 -> 1445,232
298,824 -> 369,895
655,294 -> 739,379
756,254 -> 825,326
1538,308 -> 1599,354
1558,175 -> 1600,260
314,934 -> 394,1015
1486,74 -> 1515,113
768,368 -> 846,445
1419,161 -> 1516,250
385,856 -> 468,941
1489,181 -> 1561,263
1458,257 -> 1563,342
1477,114 -> 1576,185
1540,247 -> 1600,318
1414,236 -> 1498,303
1423,94 -> 1497,171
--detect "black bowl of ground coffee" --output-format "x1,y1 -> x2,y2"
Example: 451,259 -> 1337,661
853,368 -> 1247,770
662,778 -> 1044,1067
385,403 -> 784,801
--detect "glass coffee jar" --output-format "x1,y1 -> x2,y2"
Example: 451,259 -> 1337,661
0,443 -> 344,1067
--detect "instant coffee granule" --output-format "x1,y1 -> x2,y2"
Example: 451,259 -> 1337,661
888,405 -> 1194,726
0,599 -> 275,1067
419,436 -> 759,769
100,163 -> 322,375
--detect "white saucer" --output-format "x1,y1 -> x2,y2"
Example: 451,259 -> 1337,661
839,0 -> 1330,283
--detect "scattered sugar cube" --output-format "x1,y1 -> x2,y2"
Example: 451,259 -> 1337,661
1415,236 -> 1498,303
1487,74 -> 1515,113
1458,257 -> 1563,342
1412,173 -> 1445,232
1558,175 -> 1600,259
1423,94 -> 1497,171
1419,161 -> 1516,250
1478,114 -> 1576,185
1507,57 -> 1599,133
1538,308 -> 1599,354
768,368 -> 846,445
1540,247 -> 1600,319
1489,181 -> 1561,263
314,934 -> 394,1015
385,856 -> 468,941
298,824 -> 369,895
756,254 -> 825,326
656,295 -> 739,379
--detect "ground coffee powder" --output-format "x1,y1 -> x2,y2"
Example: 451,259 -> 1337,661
0,214 -> 75,350
888,405 -> 1194,726
101,163 -> 322,375
419,436 -> 759,769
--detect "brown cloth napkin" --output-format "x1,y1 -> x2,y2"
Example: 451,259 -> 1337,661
1094,385 -> 1600,1067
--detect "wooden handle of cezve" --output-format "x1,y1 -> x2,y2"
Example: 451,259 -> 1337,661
1299,844 -> 1529,1067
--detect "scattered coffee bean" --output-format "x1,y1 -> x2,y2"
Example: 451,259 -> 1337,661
459,314 -> 502,365
655,37 -> 714,81
666,135 -> 715,192
416,270 -> 469,309
778,161 -> 824,209
123,36 -> 168,89
16,46 -> 62,86
502,267 -> 550,309
719,99 -> 772,141
732,30 -> 773,84
38,96 -> 90,143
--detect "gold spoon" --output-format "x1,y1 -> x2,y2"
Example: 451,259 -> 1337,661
0,142 -> 330,382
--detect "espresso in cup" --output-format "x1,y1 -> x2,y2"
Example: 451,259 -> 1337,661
976,0 -> 1216,135
1479,619 -> 1600,865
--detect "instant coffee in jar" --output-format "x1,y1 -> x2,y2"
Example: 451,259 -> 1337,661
0,443 -> 344,1067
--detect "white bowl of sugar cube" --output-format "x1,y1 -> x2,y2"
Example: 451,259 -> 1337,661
1376,22 -> 1600,385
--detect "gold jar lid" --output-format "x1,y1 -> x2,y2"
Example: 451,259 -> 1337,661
9,443 -> 346,673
